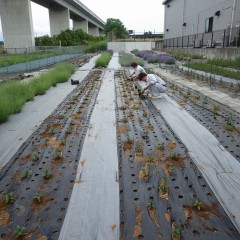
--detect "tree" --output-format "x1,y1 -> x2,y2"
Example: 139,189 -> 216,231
104,18 -> 129,39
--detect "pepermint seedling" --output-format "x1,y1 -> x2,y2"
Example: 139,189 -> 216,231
148,200 -> 156,210
193,199 -> 202,211
171,223 -> 182,239
32,152 -> 39,161
33,193 -> 42,203
21,169 -> 32,179
15,225 -> 25,237
5,193 -> 15,204
159,177 -> 168,194
171,152 -> 180,161
43,169 -> 51,179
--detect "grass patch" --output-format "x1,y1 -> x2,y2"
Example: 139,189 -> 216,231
95,52 -> 112,68
0,63 -> 74,123
208,57 -> 240,68
186,62 -> 240,80
0,52 -> 62,68
119,52 -> 145,67
171,51 -> 203,60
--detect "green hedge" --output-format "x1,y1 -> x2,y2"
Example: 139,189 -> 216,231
119,52 -> 145,67
95,52 -> 112,68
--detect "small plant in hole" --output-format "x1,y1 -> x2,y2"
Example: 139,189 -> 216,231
135,145 -> 143,154
122,117 -> 128,123
15,225 -> 25,237
66,126 -> 73,134
159,177 -> 168,194
142,131 -> 149,140
49,128 -> 56,135
126,134 -> 132,143
171,152 -> 180,161
193,199 -> 202,211
60,138 -> 66,145
148,200 -> 156,210
225,114 -> 234,131
147,154 -> 154,164
58,114 -> 64,119
169,167 -> 175,175
55,149 -> 62,158
5,193 -> 15,204
43,169 -> 52,179
33,192 -> 42,203
119,105 -> 127,110
157,143 -> 165,151
171,223 -> 182,239
21,169 -> 32,179
32,152 -> 39,161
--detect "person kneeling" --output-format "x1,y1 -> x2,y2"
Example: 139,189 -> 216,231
138,72 -> 167,99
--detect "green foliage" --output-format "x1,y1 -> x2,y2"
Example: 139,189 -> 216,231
186,62 -> 240,80
171,223 -> 182,238
33,193 -> 42,203
55,149 -> 62,158
5,193 -> 15,204
193,199 -> 202,210
159,177 -> 168,194
0,63 -> 74,124
225,114 -> 234,131
32,152 -> 39,161
21,169 -> 32,179
148,200 -> 156,210
84,41 -> 107,53
119,52 -> 145,67
43,169 -> 52,179
35,29 -> 106,46
15,225 -> 25,237
171,152 -> 180,161
0,52 -> 61,68
95,52 -> 112,68
208,57 -> 240,68
104,18 -> 129,39
171,51 -> 203,60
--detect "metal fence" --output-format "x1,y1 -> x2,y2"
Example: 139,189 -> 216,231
164,27 -> 240,48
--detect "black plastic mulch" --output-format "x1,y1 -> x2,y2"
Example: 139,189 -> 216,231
115,70 -> 240,240
0,70 -> 102,239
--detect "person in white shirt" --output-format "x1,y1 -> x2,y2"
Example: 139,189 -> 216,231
138,72 -> 167,98
129,62 -> 146,80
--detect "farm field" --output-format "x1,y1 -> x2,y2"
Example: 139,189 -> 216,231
0,52 -> 240,240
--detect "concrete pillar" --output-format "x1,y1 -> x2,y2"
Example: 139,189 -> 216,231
73,19 -> 88,33
49,3 -> 70,36
88,26 -> 99,37
0,0 -> 35,49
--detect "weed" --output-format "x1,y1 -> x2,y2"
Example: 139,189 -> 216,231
225,114 -> 234,131
60,138 -> 66,145
193,199 -> 202,211
123,117 -> 128,123
142,131 -> 149,140
157,143 -> 165,151
21,169 -> 32,179
43,169 -> 52,179
66,126 -> 73,134
33,193 -> 42,203
147,154 -> 154,164
171,223 -> 182,239
148,200 -> 156,210
95,52 -> 112,68
32,152 -> 39,161
15,225 -> 25,237
58,114 -> 64,119
213,105 -> 220,119
55,149 -> 62,158
5,193 -> 15,204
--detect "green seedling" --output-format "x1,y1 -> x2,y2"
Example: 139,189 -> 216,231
55,149 -> 62,158
159,177 -> 168,194
32,152 -> 39,161
193,199 -> 202,211
49,128 -> 56,135
171,223 -> 182,239
15,225 -> 25,237
225,114 -> 234,131
147,154 -> 154,164
33,192 -> 42,203
142,132 -> 149,140
135,145 -> 143,154
171,152 -> 180,161
58,114 -> 64,119
169,167 -> 175,175
157,143 -> 165,151
213,105 -> 220,119
122,117 -> 128,123
148,200 -> 156,210
5,193 -> 15,204
140,164 -> 150,180
60,138 -> 66,145
66,126 -> 73,134
21,169 -> 32,179
43,169 -> 51,179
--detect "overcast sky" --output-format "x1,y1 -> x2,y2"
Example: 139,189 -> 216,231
0,0 -> 164,41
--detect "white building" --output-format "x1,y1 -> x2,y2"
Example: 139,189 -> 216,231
163,0 -> 240,48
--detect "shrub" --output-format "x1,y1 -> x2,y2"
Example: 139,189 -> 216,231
95,52 -> 112,68
119,52 -> 144,67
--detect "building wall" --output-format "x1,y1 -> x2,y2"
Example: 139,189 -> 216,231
107,42 -> 153,52
164,0 -> 240,39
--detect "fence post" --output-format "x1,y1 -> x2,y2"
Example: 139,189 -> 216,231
223,30 -> 225,48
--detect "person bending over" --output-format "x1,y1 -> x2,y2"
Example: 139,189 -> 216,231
128,62 -> 146,80
138,72 -> 167,99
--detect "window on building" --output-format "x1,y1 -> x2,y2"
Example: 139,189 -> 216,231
205,17 -> 213,33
